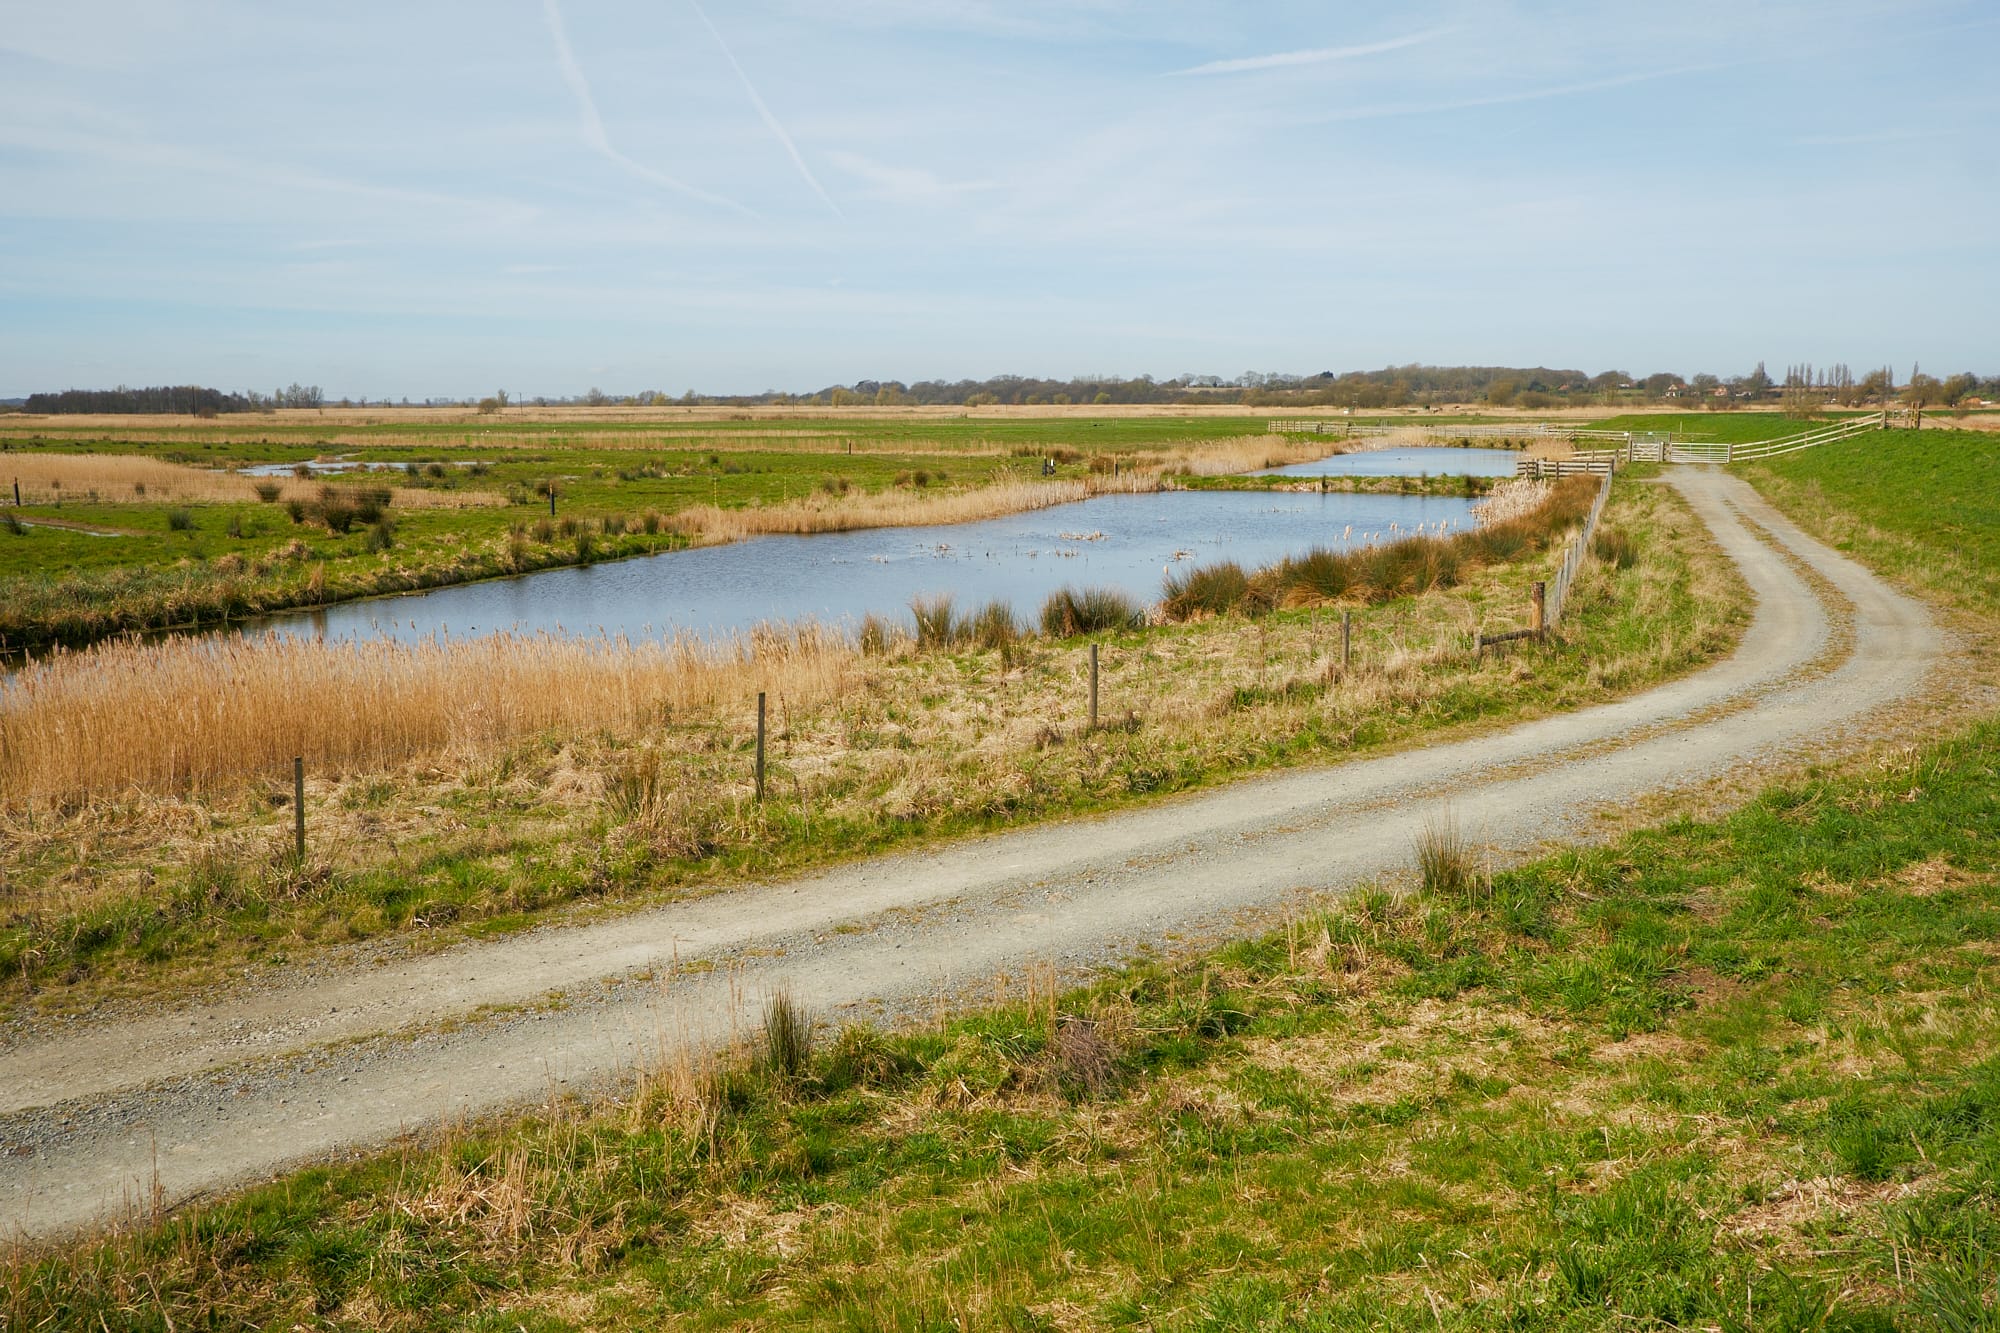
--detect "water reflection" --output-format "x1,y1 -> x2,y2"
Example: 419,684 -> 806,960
251,489 -> 1481,646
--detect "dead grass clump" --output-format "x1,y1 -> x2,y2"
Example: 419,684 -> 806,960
1049,1014 -> 1118,1098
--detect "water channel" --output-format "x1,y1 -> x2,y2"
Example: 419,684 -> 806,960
257,487 -> 1484,646
1260,445 -> 1519,478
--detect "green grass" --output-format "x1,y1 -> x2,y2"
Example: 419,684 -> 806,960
10,717 -> 1996,1330
1740,427 -> 2000,613
1589,411 -> 1875,443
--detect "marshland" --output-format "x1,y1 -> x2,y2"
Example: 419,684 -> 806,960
1,404 -> 1743,1015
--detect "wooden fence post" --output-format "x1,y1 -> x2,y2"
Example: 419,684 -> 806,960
1341,610 -> 1352,669
1531,582 -> 1546,640
755,692 -> 767,802
1088,644 -> 1099,730
293,756 -> 306,860
548,483 -> 556,517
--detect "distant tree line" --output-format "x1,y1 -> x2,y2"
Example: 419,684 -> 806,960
22,366 -> 2000,416
22,383 -> 326,415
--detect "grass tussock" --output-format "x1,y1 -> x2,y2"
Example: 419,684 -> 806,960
1040,585 -> 1144,636
1414,810 -> 1487,900
8,724 -> 1998,1328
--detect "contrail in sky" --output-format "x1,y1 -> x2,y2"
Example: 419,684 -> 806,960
540,0 -> 749,213
1173,29 -> 1449,76
687,0 -> 843,216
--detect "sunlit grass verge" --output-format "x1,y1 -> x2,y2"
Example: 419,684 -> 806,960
7,721 -> 1996,1329
0,480 -> 1744,1001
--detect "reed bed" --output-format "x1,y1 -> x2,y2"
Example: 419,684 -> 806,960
1,627 -> 856,804
670,477 -> 1094,541
4,453 -> 505,508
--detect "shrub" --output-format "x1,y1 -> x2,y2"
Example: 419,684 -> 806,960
225,511 -> 245,540
819,474 -> 851,496
640,509 -> 664,535
1040,585 -> 1141,636
351,487 -> 391,525
284,499 -> 305,524
601,512 -> 626,536
320,501 -> 356,534
166,508 -> 195,532
252,481 -> 282,503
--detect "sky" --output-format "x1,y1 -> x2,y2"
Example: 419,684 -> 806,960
1,0 -> 1995,399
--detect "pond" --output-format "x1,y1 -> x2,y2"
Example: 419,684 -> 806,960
256,488 -> 1482,646
1260,446 -> 1518,479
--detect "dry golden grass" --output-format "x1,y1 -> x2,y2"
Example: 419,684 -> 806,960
670,477 -> 1095,541
3,453 -> 505,508
1,627 -> 856,804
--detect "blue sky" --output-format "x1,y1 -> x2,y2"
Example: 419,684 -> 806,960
2,0 -> 1994,398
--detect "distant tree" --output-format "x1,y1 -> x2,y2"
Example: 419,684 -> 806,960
1485,379 -> 1519,406
1642,372 -> 1680,398
1858,367 -> 1894,404
1941,372 -> 1979,406
582,387 -> 610,407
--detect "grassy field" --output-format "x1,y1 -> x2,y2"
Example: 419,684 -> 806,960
0,476 -> 1742,1012
8,718 -> 1994,1330
1740,428 -> 2000,614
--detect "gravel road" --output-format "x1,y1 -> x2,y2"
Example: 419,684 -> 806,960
0,471 -> 1946,1239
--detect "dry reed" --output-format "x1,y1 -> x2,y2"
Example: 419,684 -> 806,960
1,627 -> 856,803
4,454 -> 504,509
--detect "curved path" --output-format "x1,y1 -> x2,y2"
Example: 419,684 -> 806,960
0,471 -> 1945,1239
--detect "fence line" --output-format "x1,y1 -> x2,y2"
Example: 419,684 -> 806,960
1545,469 -> 1613,629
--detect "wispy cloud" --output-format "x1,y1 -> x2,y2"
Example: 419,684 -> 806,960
828,150 -> 995,202
1305,63 -> 1729,124
688,0 -> 841,216
1792,129 -> 1926,146
1172,29 -> 1448,77
539,0 -> 749,214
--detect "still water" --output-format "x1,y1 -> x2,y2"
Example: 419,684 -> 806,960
258,489 -> 1480,645
1261,446 -> 1518,478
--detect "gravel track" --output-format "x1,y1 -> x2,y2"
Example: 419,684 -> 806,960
0,471 -> 1945,1239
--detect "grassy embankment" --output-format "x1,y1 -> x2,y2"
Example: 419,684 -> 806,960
0,476 -> 1741,1011
0,420 -> 1425,652
1740,428 -> 2000,614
